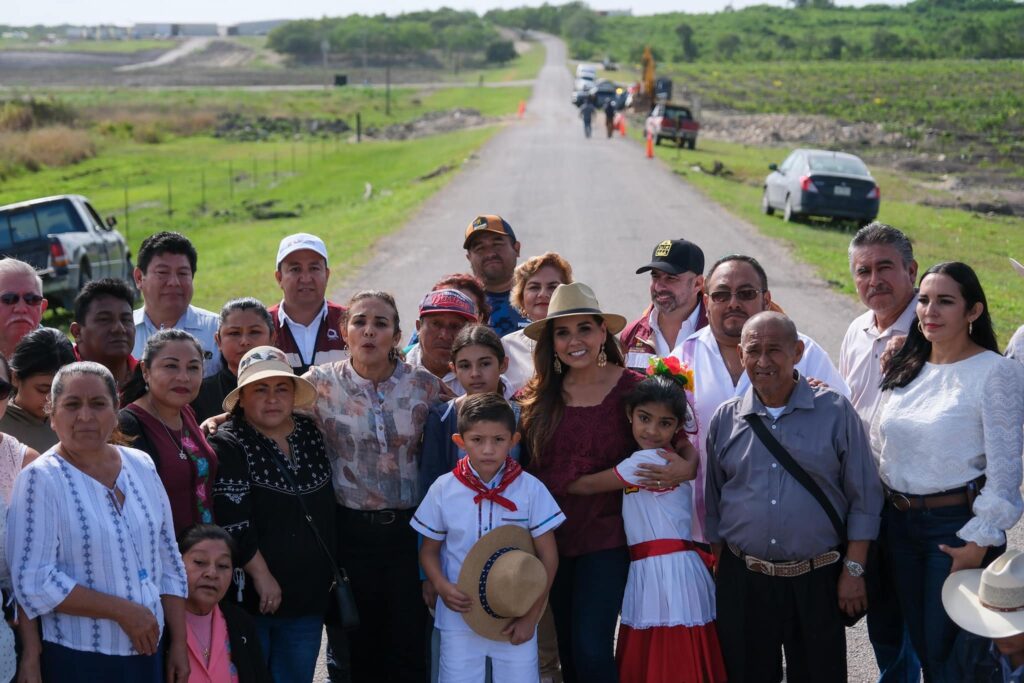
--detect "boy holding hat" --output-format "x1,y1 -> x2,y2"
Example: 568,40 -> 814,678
943,549 -> 1024,681
412,393 -> 563,682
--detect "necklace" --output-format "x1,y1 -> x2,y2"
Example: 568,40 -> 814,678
147,397 -> 188,460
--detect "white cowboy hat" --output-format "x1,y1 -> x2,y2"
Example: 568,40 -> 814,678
456,525 -> 547,641
222,346 -> 317,412
942,549 -> 1024,639
522,282 -> 626,341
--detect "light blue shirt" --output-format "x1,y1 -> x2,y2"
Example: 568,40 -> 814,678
133,304 -> 220,377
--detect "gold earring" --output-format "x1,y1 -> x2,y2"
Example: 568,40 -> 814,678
553,358 -> 562,374
917,321 -> 924,334
969,321 -> 974,335
597,349 -> 608,368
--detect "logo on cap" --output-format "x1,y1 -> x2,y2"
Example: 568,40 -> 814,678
472,216 -> 489,230
655,240 -> 673,258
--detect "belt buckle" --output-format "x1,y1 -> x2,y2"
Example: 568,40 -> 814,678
746,557 -> 775,577
889,492 -> 911,512
377,510 -> 397,525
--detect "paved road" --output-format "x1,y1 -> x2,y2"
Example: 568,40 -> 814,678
323,32 -> 963,683
115,37 -> 213,72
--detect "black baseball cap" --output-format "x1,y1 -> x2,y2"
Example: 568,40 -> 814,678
636,239 -> 705,276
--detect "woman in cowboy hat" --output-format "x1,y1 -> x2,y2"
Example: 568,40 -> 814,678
517,282 -> 694,683
943,548 -> 1024,681
209,346 -> 335,683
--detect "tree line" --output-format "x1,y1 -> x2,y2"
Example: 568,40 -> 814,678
267,9 -> 517,68
484,0 -> 1024,63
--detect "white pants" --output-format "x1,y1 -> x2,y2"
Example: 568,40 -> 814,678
438,628 -> 539,683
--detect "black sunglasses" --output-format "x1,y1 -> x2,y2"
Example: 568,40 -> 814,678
708,288 -> 764,304
0,292 -> 44,306
0,380 -> 12,402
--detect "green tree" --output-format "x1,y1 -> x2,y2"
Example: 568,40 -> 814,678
824,35 -> 845,59
870,29 -> 903,57
675,23 -> 699,61
486,40 -> 517,63
716,33 -> 742,59
563,9 -> 599,42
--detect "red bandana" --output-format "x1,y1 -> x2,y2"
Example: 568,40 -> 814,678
452,455 -> 523,511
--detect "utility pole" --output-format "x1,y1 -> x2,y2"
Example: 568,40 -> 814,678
321,38 -> 330,92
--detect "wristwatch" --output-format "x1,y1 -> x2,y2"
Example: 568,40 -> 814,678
843,557 -> 865,577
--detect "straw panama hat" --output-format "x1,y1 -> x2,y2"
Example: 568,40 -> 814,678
222,346 -> 317,412
522,282 -> 627,341
457,525 -> 547,641
942,549 -> 1024,639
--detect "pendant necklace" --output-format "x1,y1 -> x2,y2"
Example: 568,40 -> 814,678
149,398 -> 188,460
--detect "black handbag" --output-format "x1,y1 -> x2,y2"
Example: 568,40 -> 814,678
744,414 -> 867,627
266,447 -> 361,631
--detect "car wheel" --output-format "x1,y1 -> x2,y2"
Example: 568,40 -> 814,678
762,190 -> 774,216
783,197 -> 801,223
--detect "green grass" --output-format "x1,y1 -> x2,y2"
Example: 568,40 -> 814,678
0,38 -> 171,53
642,134 -> 1024,342
0,127 -> 500,313
449,40 -> 546,83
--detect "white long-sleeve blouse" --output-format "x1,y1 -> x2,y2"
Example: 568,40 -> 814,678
6,446 -> 188,656
873,350 -> 1024,547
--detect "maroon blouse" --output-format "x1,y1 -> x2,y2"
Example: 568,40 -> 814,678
527,370 -> 643,557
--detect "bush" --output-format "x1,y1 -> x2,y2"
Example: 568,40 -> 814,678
0,126 -> 95,174
486,40 -> 517,63
570,40 -> 597,60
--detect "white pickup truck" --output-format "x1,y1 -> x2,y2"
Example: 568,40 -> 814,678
0,194 -> 135,310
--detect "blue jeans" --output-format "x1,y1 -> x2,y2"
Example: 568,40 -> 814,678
549,546 -> 629,683
885,503 -> 1003,683
253,615 -> 323,683
41,640 -> 162,682
868,516 -> 922,683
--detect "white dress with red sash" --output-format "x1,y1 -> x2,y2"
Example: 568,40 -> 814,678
614,449 -> 726,683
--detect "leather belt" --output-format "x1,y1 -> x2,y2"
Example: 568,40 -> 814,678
885,477 -> 983,512
728,543 -> 840,578
344,508 -> 414,526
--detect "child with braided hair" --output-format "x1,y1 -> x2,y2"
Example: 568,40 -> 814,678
567,357 -> 726,683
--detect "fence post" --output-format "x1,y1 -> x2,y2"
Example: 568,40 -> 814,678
201,169 -> 206,212
228,161 -> 234,199
123,184 -> 129,243
167,179 -> 172,218
252,156 -> 257,189
291,142 -> 296,174
307,139 -> 312,169
357,113 -> 361,143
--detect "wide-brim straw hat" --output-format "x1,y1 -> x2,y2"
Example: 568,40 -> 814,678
222,346 -> 317,412
457,525 -> 547,641
942,549 -> 1024,639
522,282 -> 627,341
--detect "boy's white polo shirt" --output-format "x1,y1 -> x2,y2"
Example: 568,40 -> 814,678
411,461 -> 564,632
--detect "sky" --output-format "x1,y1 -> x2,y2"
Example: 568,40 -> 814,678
3,0 -> 902,27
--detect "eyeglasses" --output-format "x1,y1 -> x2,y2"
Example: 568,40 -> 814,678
708,288 -> 764,304
0,292 -> 44,306
0,380 -> 13,402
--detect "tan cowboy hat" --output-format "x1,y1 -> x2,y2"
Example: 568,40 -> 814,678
222,346 -> 317,412
942,549 -> 1024,639
457,525 -> 547,641
522,282 -> 627,341
1011,258 -> 1024,279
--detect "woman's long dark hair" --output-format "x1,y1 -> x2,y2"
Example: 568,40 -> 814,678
881,261 -> 997,390
518,315 -> 624,464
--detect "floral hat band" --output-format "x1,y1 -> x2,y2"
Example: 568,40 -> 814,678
647,356 -> 694,390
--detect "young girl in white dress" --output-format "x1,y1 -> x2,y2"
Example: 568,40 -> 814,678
568,357 -> 726,683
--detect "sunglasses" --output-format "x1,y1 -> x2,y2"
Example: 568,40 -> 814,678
0,292 -> 44,306
708,288 -> 764,304
0,380 -> 12,402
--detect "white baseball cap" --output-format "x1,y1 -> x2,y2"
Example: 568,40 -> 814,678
276,233 -> 328,268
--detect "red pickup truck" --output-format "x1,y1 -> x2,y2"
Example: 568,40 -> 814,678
645,103 -> 700,149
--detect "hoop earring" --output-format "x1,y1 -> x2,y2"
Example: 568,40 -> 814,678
597,349 -> 608,368
917,321 -> 923,334
553,358 -> 562,374
388,347 -> 398,362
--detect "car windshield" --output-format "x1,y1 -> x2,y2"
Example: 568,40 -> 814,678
808,154 -> 869,176
664,107 -> 692,121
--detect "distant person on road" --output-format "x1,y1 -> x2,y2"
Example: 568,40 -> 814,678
839,223 -> 922,682
268,233 -> 348,376
463,215 -> 528,337
503,252 -> 574,393
874,261 -> 1024,680
621,239 -> 708,374
675,254 -> 849,544
604,100 -> 616,138
705,312 -> 882,683
406,289 -> 478,394
0,327 -> 75,453
0,257 -> 48,359
133,231 -> 221,378
579,98 -> 595,138
71,278 -> 139,405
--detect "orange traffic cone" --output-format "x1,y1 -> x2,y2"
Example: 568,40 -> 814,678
517,101 -> 526,118
645,132 -> 654,159
619,116 -> 627,136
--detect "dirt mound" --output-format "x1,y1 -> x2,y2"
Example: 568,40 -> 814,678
213,112 -> 350,141
699,112 -> 907,148
364,108 -> 487,141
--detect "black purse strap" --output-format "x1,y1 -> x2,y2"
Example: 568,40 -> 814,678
262,434 -> 347,585
744,413 -> 846,541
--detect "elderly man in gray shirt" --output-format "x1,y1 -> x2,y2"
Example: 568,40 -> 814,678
705,312 -> 883,683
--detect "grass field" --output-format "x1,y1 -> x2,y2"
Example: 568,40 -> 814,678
0,38 -> 170,53
641,135 -> 1024,342
0,127 -> 500,314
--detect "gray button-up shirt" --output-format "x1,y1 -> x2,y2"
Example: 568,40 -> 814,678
704,374 -> 883,562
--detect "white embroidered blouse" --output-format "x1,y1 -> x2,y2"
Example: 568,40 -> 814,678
6,446 -> 188,655
872,351 -> 1024,547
